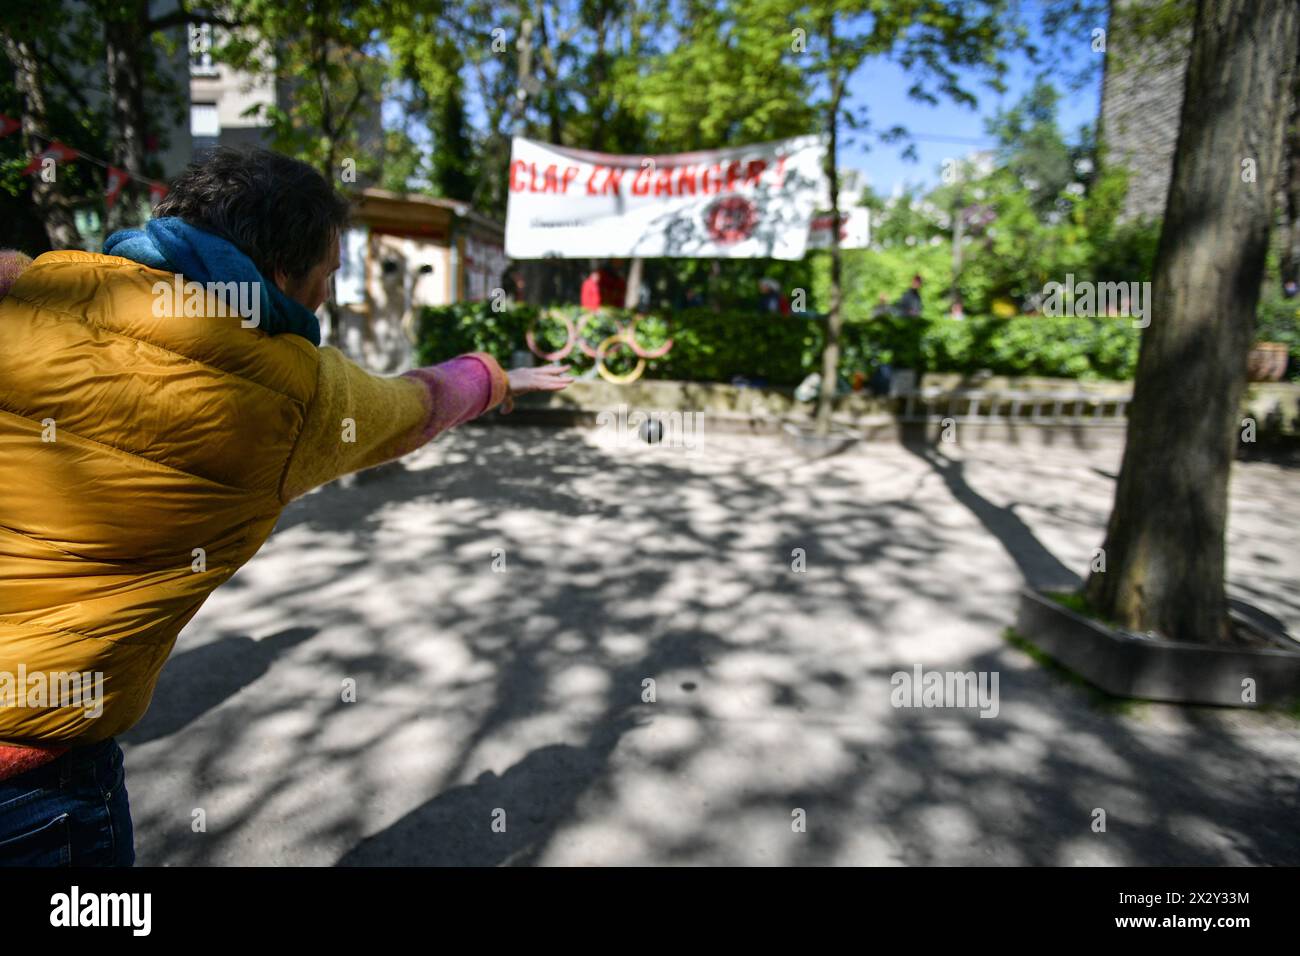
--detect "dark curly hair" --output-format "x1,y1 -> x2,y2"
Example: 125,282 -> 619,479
153,147 -> 350,280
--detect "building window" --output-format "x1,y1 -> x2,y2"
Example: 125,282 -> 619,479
191,103 -> 220,152
189,23 -> 218,76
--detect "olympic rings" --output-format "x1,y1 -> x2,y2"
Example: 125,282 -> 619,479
525,309 -> 576,361
594,334 -> 646,384
522,308 -> 674,385
626,313 -> 674,359
576,309 -> 629,358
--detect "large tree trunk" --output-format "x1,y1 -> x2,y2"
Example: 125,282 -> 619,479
1,31 -> 81,249
1085,0 -> 1299,644
813,16 -> 842,436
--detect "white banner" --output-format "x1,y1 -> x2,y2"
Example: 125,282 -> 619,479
807,206 -> 871,250
505,135 -> 828,260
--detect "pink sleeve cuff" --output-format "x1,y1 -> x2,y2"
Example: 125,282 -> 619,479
400,352 -> 510,444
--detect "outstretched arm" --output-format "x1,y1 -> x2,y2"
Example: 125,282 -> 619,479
280,347 -> 571,502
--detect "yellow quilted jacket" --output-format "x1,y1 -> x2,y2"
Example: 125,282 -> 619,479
0,250 -> 505,747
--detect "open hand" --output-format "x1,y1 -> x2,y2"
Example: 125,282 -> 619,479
507,363 -> 574,396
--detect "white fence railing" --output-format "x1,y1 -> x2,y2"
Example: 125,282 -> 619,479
898,388 -> 1132,425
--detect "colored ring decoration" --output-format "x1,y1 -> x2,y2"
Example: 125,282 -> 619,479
577,309 -> 629,358
595,334 -> 646,384
627,313 -> 674,360
525,309 -> 576,361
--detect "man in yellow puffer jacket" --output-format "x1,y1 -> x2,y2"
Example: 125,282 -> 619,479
0,147 -> 571,865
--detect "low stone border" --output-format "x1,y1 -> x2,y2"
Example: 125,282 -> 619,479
499,377 -> 1297,447
1014,588 -> 1300,708
499,401 -> 1130,448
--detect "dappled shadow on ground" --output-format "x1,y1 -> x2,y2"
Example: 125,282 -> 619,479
338,715 -> 643,866
124,627 -> 317,746
125,424 -> 1300,866
899,434 -> 1080,591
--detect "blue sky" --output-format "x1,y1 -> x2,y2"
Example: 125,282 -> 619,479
840,35 -> 1105,195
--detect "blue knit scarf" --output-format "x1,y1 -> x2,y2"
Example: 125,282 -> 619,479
103,217 -> 321,346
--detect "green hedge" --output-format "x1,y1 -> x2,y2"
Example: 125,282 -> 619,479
415,302 -> 1148,384
914,314 -> 1141,380
415,303 -> 822,386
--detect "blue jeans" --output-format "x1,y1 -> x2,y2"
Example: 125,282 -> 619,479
0,737 -> 134,866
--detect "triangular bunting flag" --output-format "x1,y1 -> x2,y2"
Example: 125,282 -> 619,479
105,166 -> 129,210
22,141 -> 78,175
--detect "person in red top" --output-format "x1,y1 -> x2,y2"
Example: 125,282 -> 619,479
581,268 -> 602,310
581,263 -> 626,311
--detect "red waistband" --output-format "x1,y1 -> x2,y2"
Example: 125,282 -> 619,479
0,743 -> 71,782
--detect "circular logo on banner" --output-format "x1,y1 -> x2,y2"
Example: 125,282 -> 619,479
704,197 -> 757,244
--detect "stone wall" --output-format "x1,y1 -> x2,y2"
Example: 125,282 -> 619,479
511,376 -> 1300,438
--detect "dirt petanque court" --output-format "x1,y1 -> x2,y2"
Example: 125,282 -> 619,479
122,424 -> 1300,865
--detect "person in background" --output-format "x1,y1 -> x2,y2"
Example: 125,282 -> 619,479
758,277 -> 790,315
0,146 -> 572,866
581,266 -> 603,310
580,262 -> 627,311
895,273 -> 924,317
949,292 -> 964,321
